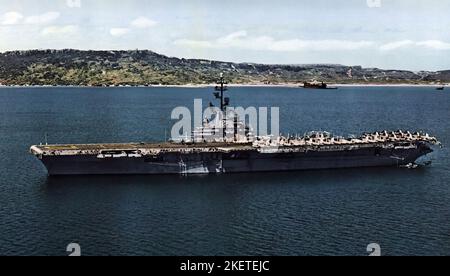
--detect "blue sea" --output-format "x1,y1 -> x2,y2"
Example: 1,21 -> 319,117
0,86 -> 449,256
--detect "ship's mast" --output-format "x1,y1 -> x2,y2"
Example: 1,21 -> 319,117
214,73 -> 228,112
214,73 -> 229,139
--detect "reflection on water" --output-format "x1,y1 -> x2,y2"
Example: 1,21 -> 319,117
43,166 -> 426,187
34,167 -> 441,256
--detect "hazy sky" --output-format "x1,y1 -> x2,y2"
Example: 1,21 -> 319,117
1,0 -> 449,70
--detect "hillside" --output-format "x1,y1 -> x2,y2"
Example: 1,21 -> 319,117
0,49 -> 449,86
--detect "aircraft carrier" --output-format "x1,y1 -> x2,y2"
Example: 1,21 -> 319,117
30,75 -> 440,175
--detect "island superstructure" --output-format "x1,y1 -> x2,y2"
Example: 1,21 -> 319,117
30,75 -> 440,175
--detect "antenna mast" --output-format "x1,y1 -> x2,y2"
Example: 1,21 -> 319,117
214,73 -> 229,112
214,73 -> 229,139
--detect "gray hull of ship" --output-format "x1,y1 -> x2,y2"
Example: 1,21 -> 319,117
37,146 -> 432,176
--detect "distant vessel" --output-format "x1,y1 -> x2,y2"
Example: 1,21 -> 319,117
436,86 -> 445,91
30,74 -> 440,175
302,81 -> 338,90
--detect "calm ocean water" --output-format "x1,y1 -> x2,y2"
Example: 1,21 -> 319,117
0,86 -> 449,256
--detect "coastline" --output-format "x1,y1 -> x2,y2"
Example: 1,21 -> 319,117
0,83 -> 448,89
